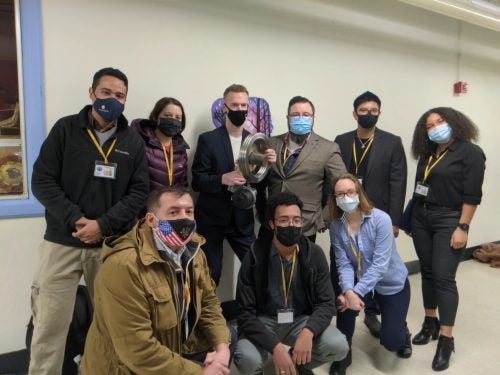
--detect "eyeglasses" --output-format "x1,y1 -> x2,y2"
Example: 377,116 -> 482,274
357,109 -> 380,116
334,190 -> 357,199
274,216 -> 303,226
288,112 -> 314,118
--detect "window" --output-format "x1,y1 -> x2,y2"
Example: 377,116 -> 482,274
0,0 -> 44,217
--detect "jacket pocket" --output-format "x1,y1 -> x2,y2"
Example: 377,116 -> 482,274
148,286 -> 178,331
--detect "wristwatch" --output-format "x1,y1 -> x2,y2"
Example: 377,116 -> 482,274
457,223 -> 470,233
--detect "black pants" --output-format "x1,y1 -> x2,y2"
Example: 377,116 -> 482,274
336,280 -> 411,352
411,203 -> 463,326
198,219 -> 254,285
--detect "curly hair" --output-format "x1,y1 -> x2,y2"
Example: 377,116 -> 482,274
265,192 -> 303,225
411,107 -> 479,159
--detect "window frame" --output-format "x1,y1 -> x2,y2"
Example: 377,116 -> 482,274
0,0 -> 45,218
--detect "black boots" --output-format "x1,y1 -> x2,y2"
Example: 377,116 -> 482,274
329,347 -> 351,375
412,316 -> 440,345
296,366 -> 314,375
432,335 -> 454,371
364,314 -> 381,338
397,327 -> 413,358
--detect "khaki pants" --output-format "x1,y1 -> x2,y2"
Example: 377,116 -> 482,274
29,240 -> 102,375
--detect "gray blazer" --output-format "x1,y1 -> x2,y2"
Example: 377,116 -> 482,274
262,132 -> 346,236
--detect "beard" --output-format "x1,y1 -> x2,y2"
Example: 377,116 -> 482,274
290,132 -> 309,145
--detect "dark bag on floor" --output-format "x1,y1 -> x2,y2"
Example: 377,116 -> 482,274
26,284 -> 93,375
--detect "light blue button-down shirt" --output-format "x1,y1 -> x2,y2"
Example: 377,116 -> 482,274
329,208 -> 408,297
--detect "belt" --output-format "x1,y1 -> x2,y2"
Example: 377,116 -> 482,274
420,202 -> 461,212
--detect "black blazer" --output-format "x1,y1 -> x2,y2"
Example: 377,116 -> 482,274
191,126 -> 254,235
335,128 -> 407,227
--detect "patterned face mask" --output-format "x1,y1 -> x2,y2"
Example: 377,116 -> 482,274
154,218 -> 196,249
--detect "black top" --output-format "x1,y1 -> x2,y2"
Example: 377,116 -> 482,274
413,140 -> 486,208
32,106 -> 149,247
264,243 -> 307,315
349,136 -> 372,182
335,128 -> 407,227
236,235 -> 335,354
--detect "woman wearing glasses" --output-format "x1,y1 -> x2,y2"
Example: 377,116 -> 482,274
131,97 -> 189,193
408,108 -> 485,371
329,173 -> 411,374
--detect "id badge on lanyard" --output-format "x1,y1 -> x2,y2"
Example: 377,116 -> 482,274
416,151 -> 448,197
87,129 -> 118,179
277,249 -> 297,324
94,160 -> 117,179
277,308 -> 294,324
414,181 -> 429,197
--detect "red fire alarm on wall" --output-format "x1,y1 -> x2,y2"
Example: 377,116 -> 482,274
453,81 -> 468,94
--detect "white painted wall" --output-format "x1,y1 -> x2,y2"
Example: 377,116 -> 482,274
1,0 -> 499,353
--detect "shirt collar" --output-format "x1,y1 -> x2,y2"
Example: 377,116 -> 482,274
153,231 -> 186,266
340,210 -> 373,226
284,132 -> 310,152
88,109 -> 117,132
270,241 -> 299,261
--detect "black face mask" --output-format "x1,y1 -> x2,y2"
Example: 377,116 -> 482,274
275,226 -> 302,247
158,117 -> 183,137
168,218 -> 196,241
357,114 -> 379,129
225,105 -> 247,127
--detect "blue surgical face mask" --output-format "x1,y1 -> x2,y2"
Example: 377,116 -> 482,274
93,97 -> 125,122
428,123 -> 453,144
289,116 -> 313,135
336,195 -> 360,214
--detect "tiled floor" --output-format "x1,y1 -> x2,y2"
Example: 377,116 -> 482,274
232,260 -> 500,374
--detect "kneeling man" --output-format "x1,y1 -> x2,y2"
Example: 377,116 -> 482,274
82,187 -> 232,375
234,192 -> 348,375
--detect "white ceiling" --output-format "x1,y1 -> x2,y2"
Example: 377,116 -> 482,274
398,0 -> 500,32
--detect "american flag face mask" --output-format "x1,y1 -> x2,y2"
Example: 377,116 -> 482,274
154,218 -> 196,249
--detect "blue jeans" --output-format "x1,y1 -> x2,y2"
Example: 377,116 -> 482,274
234,315 -> 348,374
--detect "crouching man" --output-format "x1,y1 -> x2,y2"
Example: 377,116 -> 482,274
234,192 -> 348,375
81,187 -> 233,375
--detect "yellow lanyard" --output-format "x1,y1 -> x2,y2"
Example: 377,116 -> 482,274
162,144 -> 174,186
87,129 -> 117,164
352,135 -> 374,176
423,150 -> 448,182
175,260 -> 191,318
183,270 -> 191,314
347,225 -> 362,277
280,248 -> 297,307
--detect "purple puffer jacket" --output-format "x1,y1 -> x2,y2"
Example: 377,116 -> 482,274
131,119 -> 189,191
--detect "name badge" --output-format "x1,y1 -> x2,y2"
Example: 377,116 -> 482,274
277,309 -> 294,324
357,177 -> 363,186
414,182 -> 429,197
94,160 -> 117,179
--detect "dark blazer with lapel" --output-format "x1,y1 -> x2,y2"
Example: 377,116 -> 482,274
335,128 -> 407,227
191,126 -> 254,235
